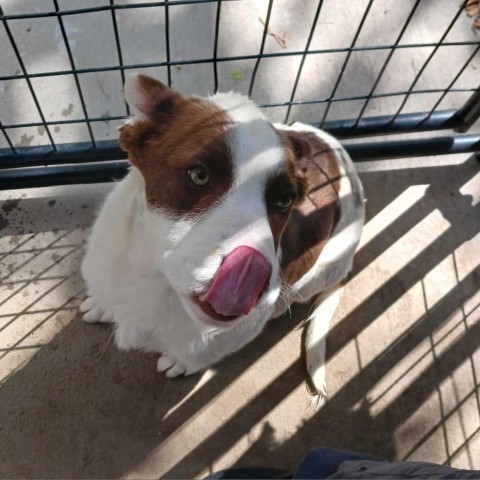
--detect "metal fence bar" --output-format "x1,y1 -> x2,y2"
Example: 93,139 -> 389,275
109,0 -> 129,115
0,1 -> 243,21
346,134 -> 480,160
353,0 -> 422,128
319,0 -> 375,127
388,0 -> 468,125
0,6 -> 56,152
52,0 -> 96,147
248,0 -> 274,96
324,109 -> 463,139
1,116 -> 126,131
456,86 -> 480,133
2,89 -> 477,132
164,0 -> 172,87
283,0 -> 325,123
1,135 -> 478,190
1,41 -> 478,83
0,140 -> 123,170
262,88 -> 480,110
212,0 -> 222,94
420,44 -> 480,126
0,127 -> 16,155
0,161 -> 129,190
0,109 -> 468,171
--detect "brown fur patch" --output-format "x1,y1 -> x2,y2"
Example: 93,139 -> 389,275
119,78 -> 233,219
277,130 -> 342,286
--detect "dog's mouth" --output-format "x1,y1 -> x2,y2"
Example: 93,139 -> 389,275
191,296 -> 240,323
186,246 -> 273,324
191,246 -> 271,322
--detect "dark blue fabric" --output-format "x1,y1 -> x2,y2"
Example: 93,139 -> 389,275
292,447 -> 383,479
203,467 -> 291,479
204,447 -> 480,479
328,459 -> 480,479
203,448 -> 383,479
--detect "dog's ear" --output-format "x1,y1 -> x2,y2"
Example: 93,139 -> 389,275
123,73 -> 184,122
119,74 -> 185,158
285,131 -> 312,176
281,131 -> 315,199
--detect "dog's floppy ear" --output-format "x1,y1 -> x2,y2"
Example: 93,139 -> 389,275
281,130 -> 316,199
119,74 -> 185,157
285,131 -> 312,176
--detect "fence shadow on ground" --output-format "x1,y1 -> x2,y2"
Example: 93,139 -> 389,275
0,155 -> 478,478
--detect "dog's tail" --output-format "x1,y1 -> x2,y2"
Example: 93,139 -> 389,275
305,284 -> 343,409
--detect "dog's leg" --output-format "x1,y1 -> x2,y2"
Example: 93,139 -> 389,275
80,296 -> 112,323
305,284 -> 343,407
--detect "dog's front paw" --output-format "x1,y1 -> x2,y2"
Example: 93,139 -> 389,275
156,354 -> 200,378
80,296 -> 112,323
157,354 -> 186,378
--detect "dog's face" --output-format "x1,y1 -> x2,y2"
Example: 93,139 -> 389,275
119,74 -> 312,329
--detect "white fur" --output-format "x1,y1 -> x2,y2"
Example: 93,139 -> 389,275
305,285 -> 343,408
81,78 -> 364,401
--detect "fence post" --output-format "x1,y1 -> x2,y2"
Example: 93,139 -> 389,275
455,85 -> 480,133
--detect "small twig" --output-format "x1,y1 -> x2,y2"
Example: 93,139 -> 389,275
98,326 -> 115,362
96,73 -> 111,99
258,17 -> 287,48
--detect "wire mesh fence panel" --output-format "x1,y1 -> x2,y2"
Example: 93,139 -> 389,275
0,0 -> 479,188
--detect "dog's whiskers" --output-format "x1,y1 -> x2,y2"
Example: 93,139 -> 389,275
278,282 -> 294,317
98,325 -> 116,362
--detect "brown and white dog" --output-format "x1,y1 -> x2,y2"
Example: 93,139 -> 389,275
80,74 -> 364,400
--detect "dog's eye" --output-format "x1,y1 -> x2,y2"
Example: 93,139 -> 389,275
275,192 -> 295,210
187,166 -> 209,186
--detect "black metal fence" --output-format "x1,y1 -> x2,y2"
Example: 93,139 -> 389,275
0,0 -> 479,190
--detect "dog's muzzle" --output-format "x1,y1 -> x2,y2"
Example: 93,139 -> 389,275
198,245 -> 271,319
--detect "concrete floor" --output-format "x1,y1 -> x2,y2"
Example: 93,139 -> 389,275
1,0 -> 480,478
0,153 -> 478,478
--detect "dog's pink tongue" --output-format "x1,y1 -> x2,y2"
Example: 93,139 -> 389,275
200,246 -> 271,317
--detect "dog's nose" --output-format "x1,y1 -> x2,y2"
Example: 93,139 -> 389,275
199,245 -> 271,317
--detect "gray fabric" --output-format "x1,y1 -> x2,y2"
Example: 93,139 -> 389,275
328,459 -> 480,479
